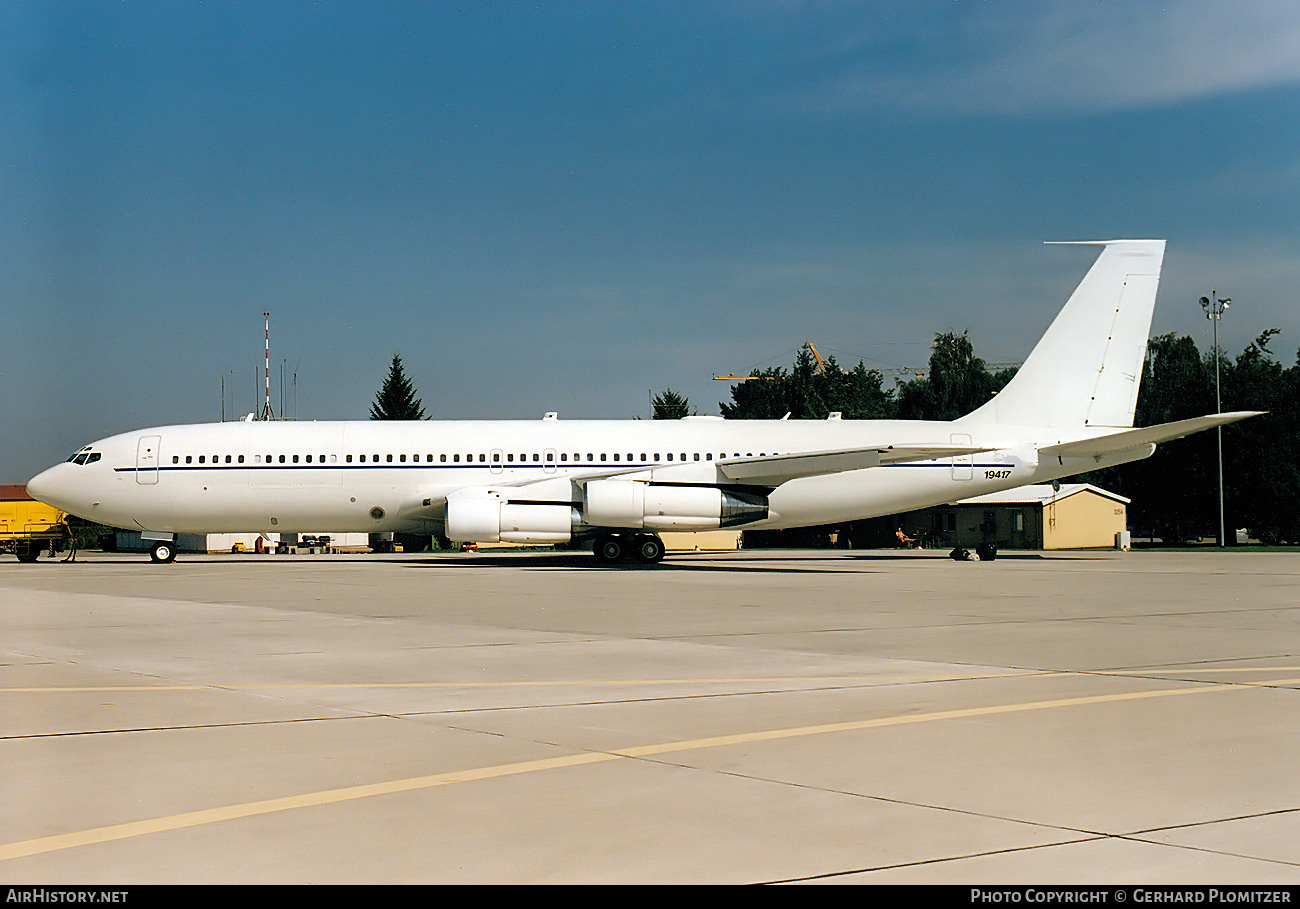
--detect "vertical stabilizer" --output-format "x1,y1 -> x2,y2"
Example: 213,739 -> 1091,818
961,240 -> 1165,430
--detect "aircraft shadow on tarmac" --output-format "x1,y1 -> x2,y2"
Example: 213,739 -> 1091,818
37,551 -> 1060,572
395,550 -> 1055,573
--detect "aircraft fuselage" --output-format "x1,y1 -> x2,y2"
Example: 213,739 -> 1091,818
30,416 -> 1111,538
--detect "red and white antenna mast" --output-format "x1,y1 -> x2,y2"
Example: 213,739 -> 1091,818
261,312 -> 273,421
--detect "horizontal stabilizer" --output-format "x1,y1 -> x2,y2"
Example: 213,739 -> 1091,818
717,444 -> 991,486
1038,411 -> 1265,460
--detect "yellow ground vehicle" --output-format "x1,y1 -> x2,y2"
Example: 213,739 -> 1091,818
1,485 -> 70,562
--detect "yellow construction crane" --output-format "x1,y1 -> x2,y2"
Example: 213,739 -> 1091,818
804,341 -> 828,375
713,342 -> 829,381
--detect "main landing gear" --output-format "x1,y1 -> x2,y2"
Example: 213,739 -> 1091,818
592,532 -> 666,566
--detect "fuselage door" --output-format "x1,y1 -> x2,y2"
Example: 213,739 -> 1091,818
136,435 -> 161,485
950,433 -> 974,481
543,448 -> 557,474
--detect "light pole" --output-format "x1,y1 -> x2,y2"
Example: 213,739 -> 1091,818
1199,292 -> 1231,546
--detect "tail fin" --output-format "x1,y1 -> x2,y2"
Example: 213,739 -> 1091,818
963,240 -> 1165,430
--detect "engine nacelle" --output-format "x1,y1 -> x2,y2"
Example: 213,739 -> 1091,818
444,488 -> 574,543
583,479 -> 767,530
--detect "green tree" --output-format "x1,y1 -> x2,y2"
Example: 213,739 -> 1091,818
1074,330 -> 1300,545
718,366 -> 792,419
1077,333 -> 1215,542
369,354 -> 427,420
719,344 -> 895,420
651,388 -> 695,419
895,331 -> 1007,420
1221,330 -> 1298,543
821,359 -> 894,420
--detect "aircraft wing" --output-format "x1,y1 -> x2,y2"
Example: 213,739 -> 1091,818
1038,411 -> 1265,460
715,444 -> 992,486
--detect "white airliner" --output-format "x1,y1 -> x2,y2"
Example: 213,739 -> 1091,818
27,240 -> 1260,565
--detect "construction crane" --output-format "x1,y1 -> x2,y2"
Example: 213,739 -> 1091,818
713,342 -> 829,381
804,341 -> 828,375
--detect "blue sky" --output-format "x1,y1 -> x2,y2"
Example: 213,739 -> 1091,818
4,1 -> 1299,479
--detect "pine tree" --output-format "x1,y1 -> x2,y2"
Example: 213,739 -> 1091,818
369,354 -> 427,420
651,388 -> 694,419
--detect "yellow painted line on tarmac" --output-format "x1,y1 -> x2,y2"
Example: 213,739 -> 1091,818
0,751 -> 618,862
3,674 -> 1297,863
613,677 -> 1300,758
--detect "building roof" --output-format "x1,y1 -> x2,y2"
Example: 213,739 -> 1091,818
950,483 -> 1130,507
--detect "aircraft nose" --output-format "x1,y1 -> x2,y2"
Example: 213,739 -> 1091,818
26,464 -> 71,510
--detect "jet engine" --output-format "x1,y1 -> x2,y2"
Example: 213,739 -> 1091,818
583,479 -> 767,530
444,488 -> 575,543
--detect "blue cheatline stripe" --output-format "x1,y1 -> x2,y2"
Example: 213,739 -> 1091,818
114,460 -> 1011,476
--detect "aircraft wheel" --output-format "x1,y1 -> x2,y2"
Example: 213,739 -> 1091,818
149,541 -> 177,564
631,534 -> 665,564
593,533 -> 625,565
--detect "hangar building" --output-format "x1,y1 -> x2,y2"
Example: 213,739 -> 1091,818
900,483 -> 1130,551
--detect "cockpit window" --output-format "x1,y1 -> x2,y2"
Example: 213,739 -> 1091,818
66,449 -> 101,465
